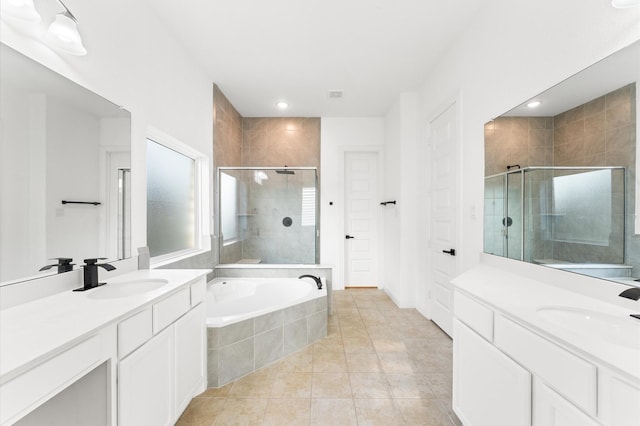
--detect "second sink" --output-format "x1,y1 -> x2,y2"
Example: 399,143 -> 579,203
537,306 -> 640,350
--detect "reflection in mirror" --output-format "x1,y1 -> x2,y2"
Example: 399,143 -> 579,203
484,40 -> 638,286
0,44 -> 131,285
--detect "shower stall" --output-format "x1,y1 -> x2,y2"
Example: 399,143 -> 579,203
218,167 -> 319,264
484,167 -> 629,279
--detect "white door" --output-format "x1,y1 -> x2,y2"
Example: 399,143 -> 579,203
428,102 -> 458,336
344,152 -> 379,287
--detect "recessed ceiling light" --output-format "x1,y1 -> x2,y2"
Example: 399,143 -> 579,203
276,101 -> 289,110
611,0 -> 640,8
527,101 -> 541,109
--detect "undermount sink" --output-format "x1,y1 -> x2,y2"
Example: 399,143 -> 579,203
536,306 -> 640,350
87,279 -> 169,300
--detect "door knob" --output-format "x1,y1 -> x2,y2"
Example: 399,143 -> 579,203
345,235 -> 355,239
442,248 -> 456,256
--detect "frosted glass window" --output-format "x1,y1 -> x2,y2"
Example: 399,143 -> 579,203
220,172 -> 238,241
147,139 -> 195,257
552,169 -> 611,245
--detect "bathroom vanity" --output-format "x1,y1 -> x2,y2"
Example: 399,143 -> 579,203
0,269 -> 209,425
452,254 -> 640,426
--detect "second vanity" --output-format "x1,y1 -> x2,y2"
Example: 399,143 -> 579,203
0,269 -> 210,426
452,254 -> 640,426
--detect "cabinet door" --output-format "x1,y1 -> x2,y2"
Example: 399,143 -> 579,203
533,380 -> 599,426
453,319 -> 531,426
119,326 -> 174,426
174,303 -> 206,415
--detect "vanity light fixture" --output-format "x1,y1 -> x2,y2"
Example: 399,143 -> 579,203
276,101 -> 289,110
44,0 -> 87,56
527,100 -> 541,109
611,0 -> 640,8
0,0 -> 41,23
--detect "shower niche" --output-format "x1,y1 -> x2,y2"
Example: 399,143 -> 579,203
218,167 -> 319,264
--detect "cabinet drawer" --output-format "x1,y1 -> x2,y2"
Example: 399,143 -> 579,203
494,315 -> 597,416
118,308 -> 152,359
153,288 -> 190,334
190,278 -> 206,306
454,291 -> 493,341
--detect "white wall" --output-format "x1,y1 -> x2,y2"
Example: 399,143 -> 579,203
383,93 -> 420,307
320,118 -> 385,290
0,0 -> 213,282
396,0 -> 640,314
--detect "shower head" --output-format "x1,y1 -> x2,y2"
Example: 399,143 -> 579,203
275,169 -> 295,175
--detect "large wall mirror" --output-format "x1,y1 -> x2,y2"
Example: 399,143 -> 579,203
0,44 -> 132,285
484,39 -> 639,286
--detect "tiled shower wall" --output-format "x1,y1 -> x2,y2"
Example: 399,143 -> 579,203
484,84 -> 638,273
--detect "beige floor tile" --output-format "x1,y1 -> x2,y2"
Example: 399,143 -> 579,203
213,398 -> 268,426
312,372 -> 352,398
271,371 -> 312,398
371,337 -> 407,353
228,369 -> 276,397
427,372 -> 453,399
271,346 -> 314,373
349,372 -> 392,398
262,398 -> 311,425
396,398 -> 454,426
313,333 -> 344,351
345,352 -> 382,373
310,398 -> 358,425
353,398 -> 404,426
197,382 -> 233,397
378,352 -> 414,374
312,349 -> 348,372
176,397 -> 225,426
342,334 -> 375,353
340,325 -> 369,338
387,373 -> 437,398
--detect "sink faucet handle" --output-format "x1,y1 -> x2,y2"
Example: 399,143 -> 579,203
619,287 -> 640,301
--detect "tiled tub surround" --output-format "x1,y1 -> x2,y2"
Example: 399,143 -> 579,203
207,277 -> 328,387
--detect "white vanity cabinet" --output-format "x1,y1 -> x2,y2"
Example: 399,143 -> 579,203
119,326 -> 174,426
453,319 -> 532,426
453,288 -> 640,426
118,277 -> 206,426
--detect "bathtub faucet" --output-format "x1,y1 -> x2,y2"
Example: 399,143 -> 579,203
299,274 -> 323,290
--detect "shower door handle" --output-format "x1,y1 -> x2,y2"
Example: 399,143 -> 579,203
442,248 -> 456,256
345,235 -> 355,240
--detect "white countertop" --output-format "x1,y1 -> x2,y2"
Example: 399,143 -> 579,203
452,262 -> 640,382
0,269 -> 209,384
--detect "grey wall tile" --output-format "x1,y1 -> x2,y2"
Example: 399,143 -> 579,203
219,338 -> 254,385
284,318 -> 308,355
255,310 -> 284,334
208,327 -> 220,349
255,327 -> 284,369
207,349 -> 219,387
219,318 -> 254,346
308,310 -> 328,343
284,303 -> 307,323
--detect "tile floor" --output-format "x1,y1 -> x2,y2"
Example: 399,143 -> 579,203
177,288 -> 461,425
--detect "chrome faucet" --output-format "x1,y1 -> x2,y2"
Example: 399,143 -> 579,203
74,258 -> 116,292
299,274 -> 323,290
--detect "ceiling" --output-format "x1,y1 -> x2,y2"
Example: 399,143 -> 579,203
145,0 -> 483,118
